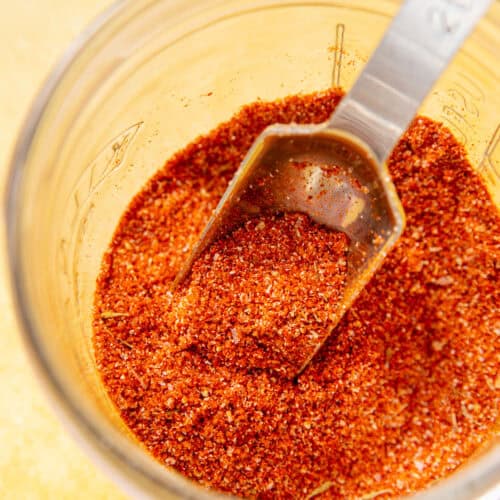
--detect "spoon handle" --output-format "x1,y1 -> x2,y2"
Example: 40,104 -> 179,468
328,0 -> 493,164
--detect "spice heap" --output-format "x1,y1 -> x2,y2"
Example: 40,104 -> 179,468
171,213 -> 349,377
94,89 -> 500,499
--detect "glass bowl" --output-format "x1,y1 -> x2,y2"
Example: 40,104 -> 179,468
6,0 -> 499,498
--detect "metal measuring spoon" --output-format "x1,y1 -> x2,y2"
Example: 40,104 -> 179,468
174,0 -> 492,375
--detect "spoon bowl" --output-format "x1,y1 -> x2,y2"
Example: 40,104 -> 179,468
174,123 -> 405,372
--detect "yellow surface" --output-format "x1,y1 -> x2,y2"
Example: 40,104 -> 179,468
0,2 -> 125,499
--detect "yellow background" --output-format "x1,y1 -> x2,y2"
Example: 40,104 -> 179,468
0,2 -> 124,498
1,2 -> 498,499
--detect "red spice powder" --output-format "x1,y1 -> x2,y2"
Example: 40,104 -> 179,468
93,89 -> 500,499
170,212 -> 349,377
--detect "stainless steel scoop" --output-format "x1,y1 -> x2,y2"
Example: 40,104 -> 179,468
174,0 -> 492,373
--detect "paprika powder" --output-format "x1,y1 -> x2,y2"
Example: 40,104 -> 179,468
94,89 -> 499,499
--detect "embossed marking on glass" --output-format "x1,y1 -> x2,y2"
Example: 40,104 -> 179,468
175,0 -> 493,374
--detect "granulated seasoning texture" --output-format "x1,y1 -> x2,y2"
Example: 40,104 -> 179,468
170,212 -> 349,378
93,89 -> 500,499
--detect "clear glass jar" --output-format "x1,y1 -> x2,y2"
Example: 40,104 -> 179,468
6,0 -> 499,498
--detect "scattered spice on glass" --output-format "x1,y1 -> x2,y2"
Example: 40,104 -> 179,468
93,89 -> 499,499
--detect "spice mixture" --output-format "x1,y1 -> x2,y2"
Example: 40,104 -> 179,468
93,89 -> 500,499
170,213 -> 349,378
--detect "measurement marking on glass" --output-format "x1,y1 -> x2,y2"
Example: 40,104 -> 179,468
438,72 -> 485,147
441,103 -> 470,145
69,121 -> 143,228
332,23 -> 345,88
56,121 -> 144,319
478,123 -> 500,184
